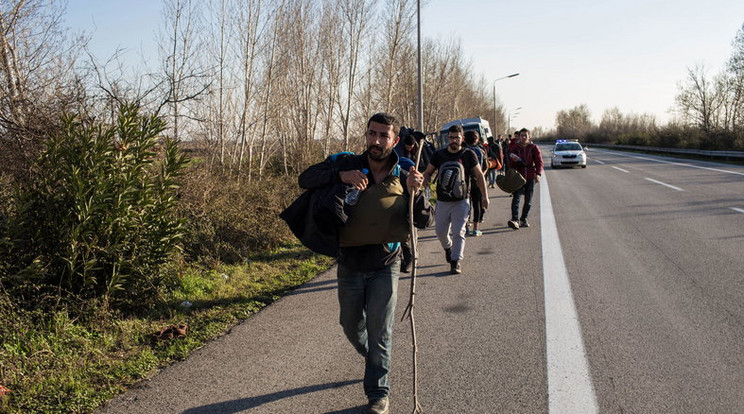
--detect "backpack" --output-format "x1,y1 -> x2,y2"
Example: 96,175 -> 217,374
473,146 -> 488,172
436,159 -> 467,201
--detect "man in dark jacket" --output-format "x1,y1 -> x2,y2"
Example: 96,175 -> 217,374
507,128 -> 543,229
298,112 -> 433,414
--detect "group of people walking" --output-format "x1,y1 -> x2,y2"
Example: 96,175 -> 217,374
293,113 -> 543,414
422,125 -> 543,275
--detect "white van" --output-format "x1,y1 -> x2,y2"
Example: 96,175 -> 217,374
436,117 -> 493,149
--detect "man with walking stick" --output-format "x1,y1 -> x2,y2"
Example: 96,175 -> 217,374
298,113 -> 433,414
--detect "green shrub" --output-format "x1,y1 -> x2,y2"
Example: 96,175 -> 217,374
3,105 -> 188,314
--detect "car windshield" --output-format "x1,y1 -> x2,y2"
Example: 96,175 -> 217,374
555,143 -> 582,151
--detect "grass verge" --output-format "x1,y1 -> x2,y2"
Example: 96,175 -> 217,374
0,244 -> 334,414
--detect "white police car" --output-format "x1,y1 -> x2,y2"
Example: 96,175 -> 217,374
551,139 -> 587,168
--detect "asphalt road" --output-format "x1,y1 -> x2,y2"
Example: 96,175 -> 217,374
97,148 -> 744,414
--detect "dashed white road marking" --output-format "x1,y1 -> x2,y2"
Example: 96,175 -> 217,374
594,159 -> 606,165
644,177 -> 684,192
612,166 -> 629,173
595,149 -> 744,176
540,174 -> 599,414
730,207 -> 744,214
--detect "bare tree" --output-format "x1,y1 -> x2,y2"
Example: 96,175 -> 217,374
157,0 -> 209,141
556,104 -> 594,139
277,0 -> 322,172
203,0 -> 233,168
725,23 -> 744,131
255,0 -> 285,179
379,0 -> 415,110
316,1 -> 344,157
336,0 -> 377,150
0,0 -> 84,176
232,0 -> 269,179
675,65 -> 723,132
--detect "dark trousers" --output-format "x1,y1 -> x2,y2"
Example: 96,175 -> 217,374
469,186 -> 484,223
511,179 -> 536,221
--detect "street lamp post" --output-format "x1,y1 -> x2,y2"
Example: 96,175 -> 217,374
492,73 -> 519,134
507,107 -> 523,133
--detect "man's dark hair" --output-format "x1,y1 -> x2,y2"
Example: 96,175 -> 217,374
367,112 -> 399,129
464,130 -> 479,145
519,128 -> 530,135
448,124 -> 464,134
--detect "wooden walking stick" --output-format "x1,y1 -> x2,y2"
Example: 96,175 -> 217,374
402,131 -> 428,414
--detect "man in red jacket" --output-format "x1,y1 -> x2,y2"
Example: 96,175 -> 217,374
507,128 -> 543,229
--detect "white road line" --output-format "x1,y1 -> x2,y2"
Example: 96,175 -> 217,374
612,166 -> 629,173
540,174 -> 599,414
594,159 -> 606,165
644,177 -> 684,192
730,207 -> 744,214
595,150 -> 744,176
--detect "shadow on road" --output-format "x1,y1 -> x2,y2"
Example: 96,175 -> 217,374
180,380 -> 362,414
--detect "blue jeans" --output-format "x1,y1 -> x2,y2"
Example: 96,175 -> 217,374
337,260 -> 400,399
486,168 -> 496,186
511,179 -> 536,221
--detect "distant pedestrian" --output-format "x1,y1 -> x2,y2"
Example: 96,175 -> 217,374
422,125 -> 489,274
507,128 -> 543,229
486,134 -> 504,185
464,130 -> 488,237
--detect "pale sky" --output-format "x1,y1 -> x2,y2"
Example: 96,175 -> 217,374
66,0 -> 744,131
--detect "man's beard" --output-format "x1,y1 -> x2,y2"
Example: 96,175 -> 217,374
449,142 -> 461,151
368,145 -> 393,161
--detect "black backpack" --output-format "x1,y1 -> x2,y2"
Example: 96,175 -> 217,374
436,159 -> 467,201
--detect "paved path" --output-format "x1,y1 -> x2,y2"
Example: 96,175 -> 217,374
97,190 -> 546,414
97,149 -> 744,413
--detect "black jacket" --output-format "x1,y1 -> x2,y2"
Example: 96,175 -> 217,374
296,151 -> 433,271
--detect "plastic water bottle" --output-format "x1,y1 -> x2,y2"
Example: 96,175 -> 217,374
345,168 -> 369,206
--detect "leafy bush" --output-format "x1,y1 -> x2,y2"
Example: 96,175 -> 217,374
2,105 -> 188,314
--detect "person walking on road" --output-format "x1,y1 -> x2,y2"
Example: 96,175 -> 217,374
422,124 -> 489,274
486,134 -> 504,185
464,130 -> 488,237
298,113 -> 433,414
507,128 -> 543,229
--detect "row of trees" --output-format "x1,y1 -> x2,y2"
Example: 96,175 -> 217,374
1,0 -> 506,183
553,23 -> 744,150
676,24 -> 744,134
0,0 -> 504,314
96,0 -> 504,178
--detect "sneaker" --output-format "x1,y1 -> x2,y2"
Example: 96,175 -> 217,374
445,247 -> 452,264
365,397 -> 389,414
508,220 -> 520,230
473,230 -> 483,237
450,260 -> 462,274
520,219 -> 530,228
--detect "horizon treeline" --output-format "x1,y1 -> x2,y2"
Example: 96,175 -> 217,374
1,0 -> 512,182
